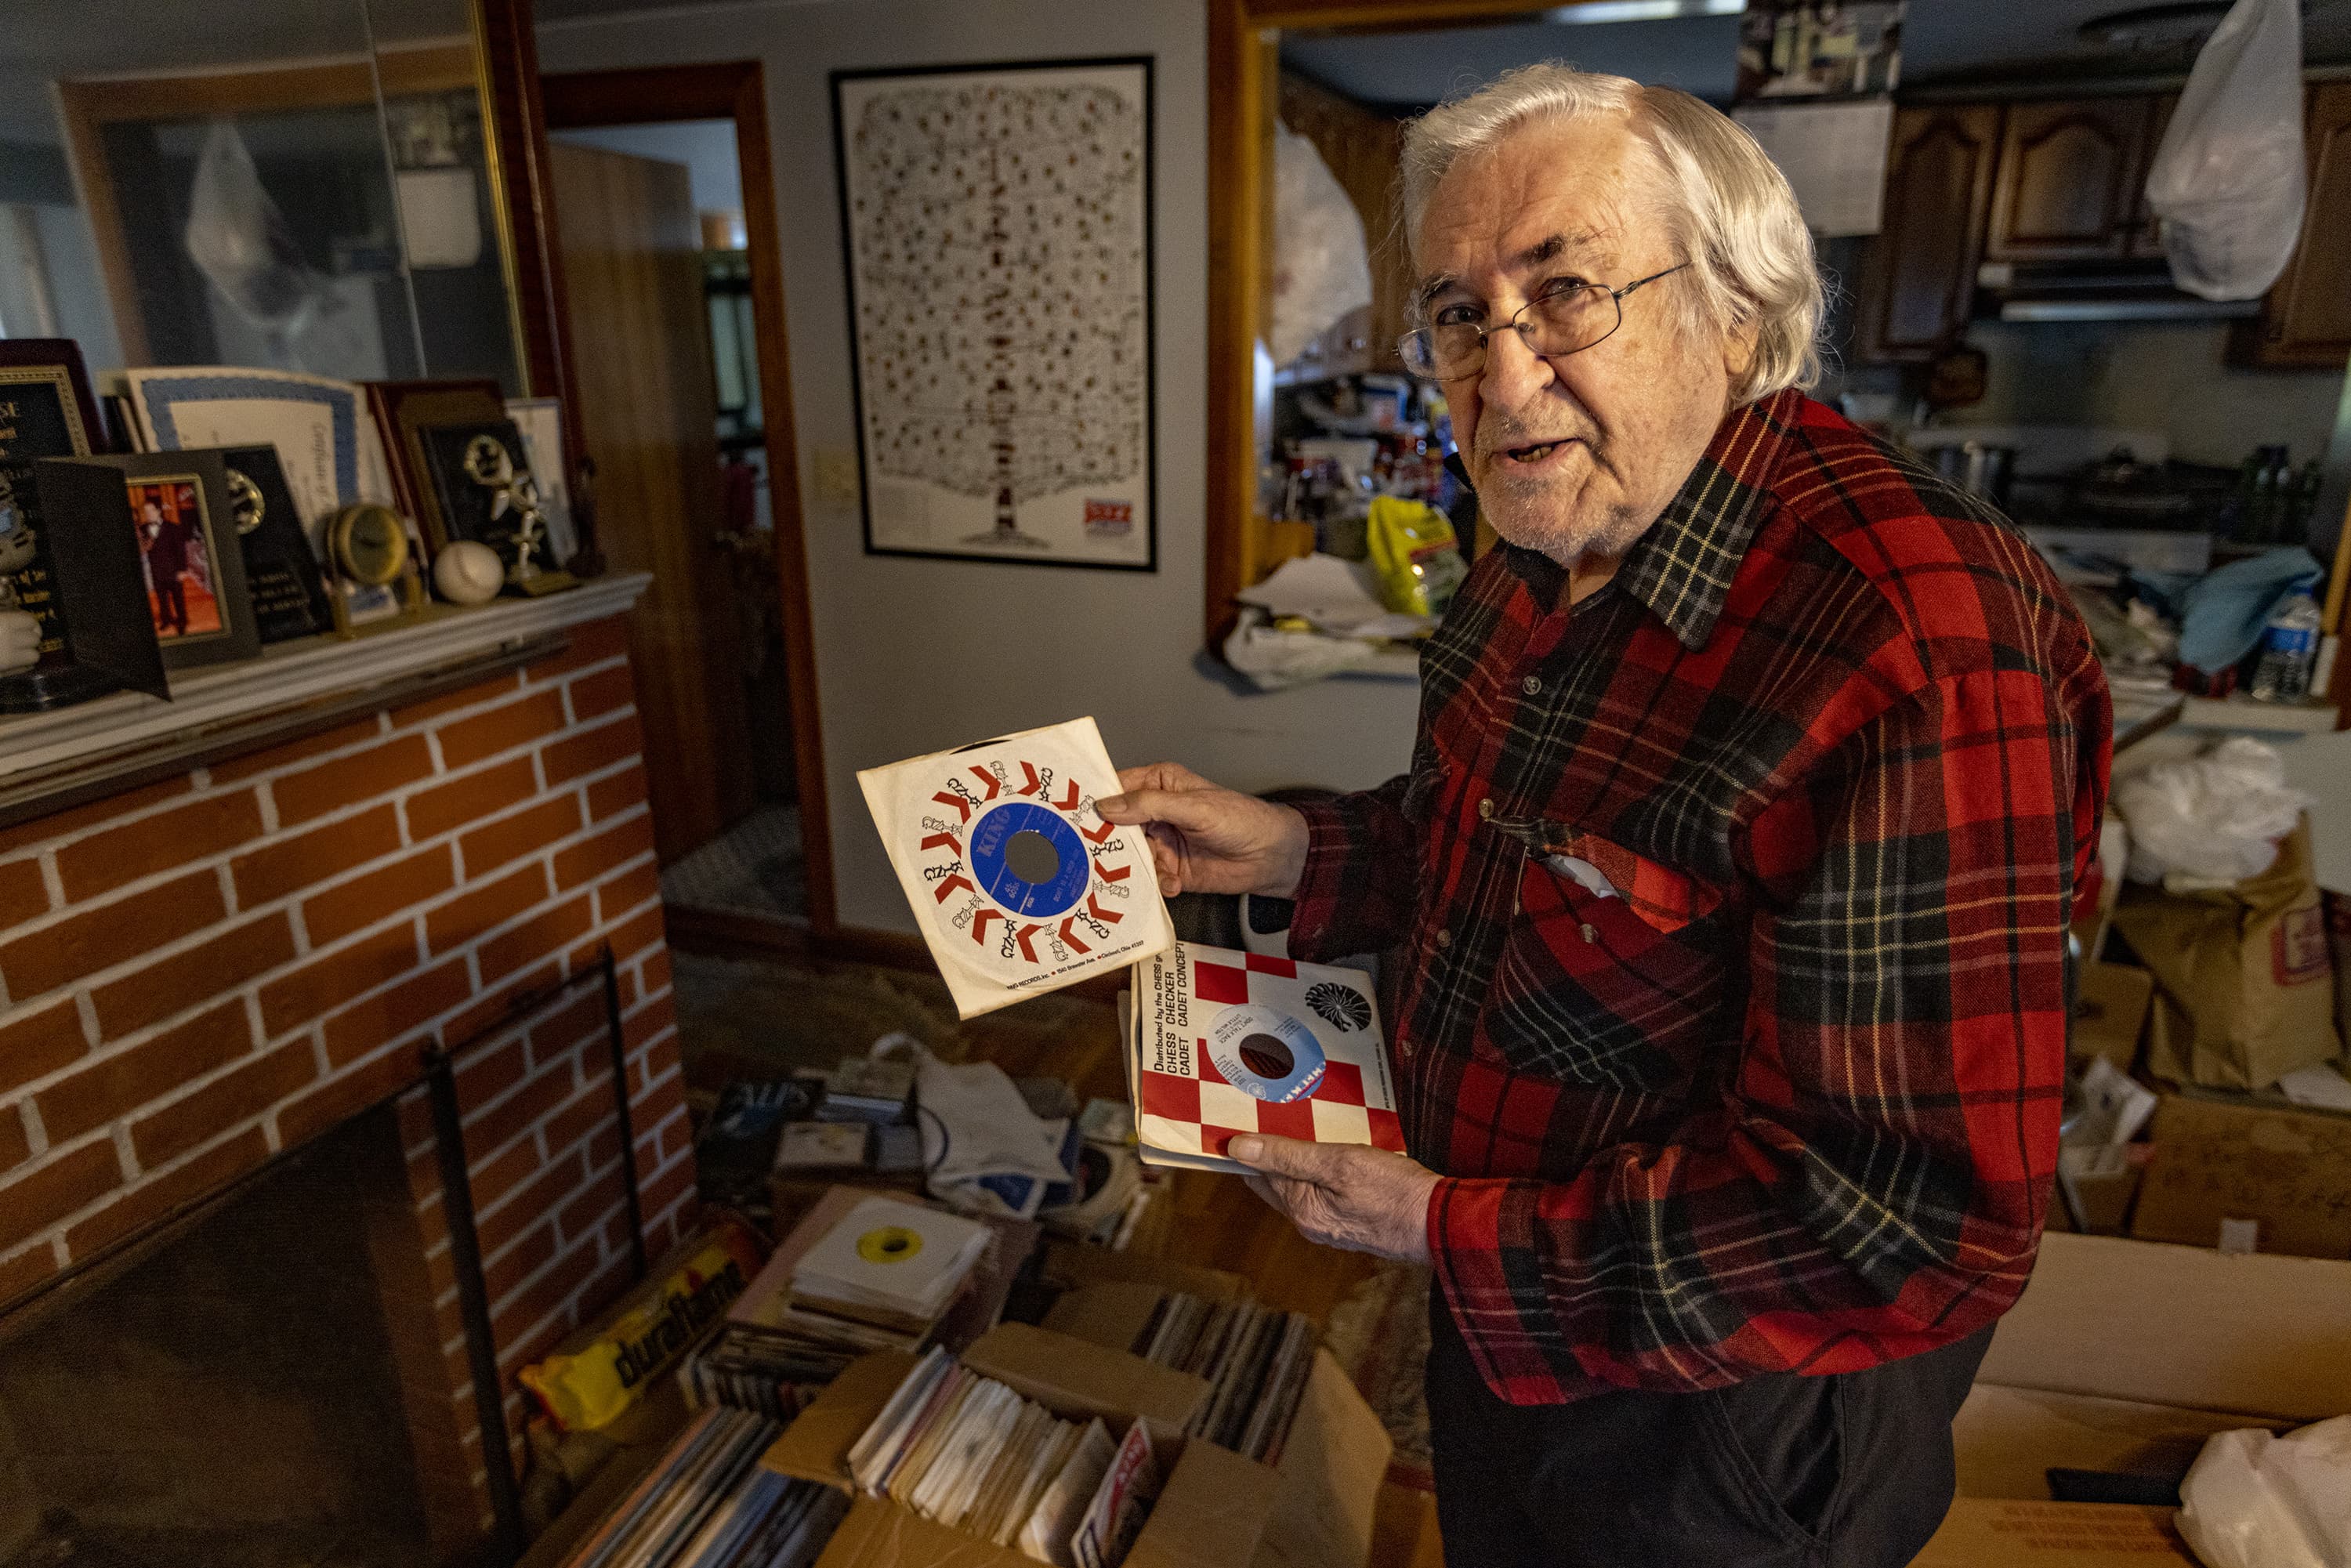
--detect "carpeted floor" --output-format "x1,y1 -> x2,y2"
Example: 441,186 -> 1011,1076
657,804 -> 808,922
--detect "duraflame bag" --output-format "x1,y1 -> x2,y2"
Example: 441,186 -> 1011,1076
2114,818 -> 2342,1092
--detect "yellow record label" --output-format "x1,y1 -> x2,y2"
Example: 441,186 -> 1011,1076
856,1226 -> 924,1265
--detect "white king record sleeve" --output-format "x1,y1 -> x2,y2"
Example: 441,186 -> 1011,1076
859,717 -> 1175,1018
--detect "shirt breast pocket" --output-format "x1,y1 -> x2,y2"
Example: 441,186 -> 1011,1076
1481,833 -> 1732,1094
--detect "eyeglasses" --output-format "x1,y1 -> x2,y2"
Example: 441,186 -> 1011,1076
1399,262 -> 1690,381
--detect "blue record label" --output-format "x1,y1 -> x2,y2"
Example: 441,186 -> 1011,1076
968,799 -> 1092,918
1206,1004 -> 1328,1103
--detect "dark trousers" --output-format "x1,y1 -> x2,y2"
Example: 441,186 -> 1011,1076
154,574 -> 187,635
1427,1298 -> 1991,1567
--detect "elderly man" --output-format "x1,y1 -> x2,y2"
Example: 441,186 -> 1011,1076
1101,66 -> 2110,1567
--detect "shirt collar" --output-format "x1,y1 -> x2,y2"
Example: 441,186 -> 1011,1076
1462,389 -> 1799,652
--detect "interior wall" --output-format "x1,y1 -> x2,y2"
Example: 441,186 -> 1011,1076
538,0 -> 1422,936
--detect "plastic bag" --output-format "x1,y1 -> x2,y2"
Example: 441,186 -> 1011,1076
1270,123 -> 1373,369
871,1033 -> 1067,1219
2144,0 -> 2307,300
1364,495 -> 1466,617
184,119 -> 326,331
2178,1416 -> 2351,1568
2176,547 -> 2324,674
2112,737 -> 2313,885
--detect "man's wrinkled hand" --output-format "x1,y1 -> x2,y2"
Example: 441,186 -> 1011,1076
1227,1133 -> 1439,1264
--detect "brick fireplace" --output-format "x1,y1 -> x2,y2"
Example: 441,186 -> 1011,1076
0,607 -> 696,1560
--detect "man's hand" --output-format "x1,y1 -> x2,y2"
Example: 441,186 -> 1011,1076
1229,1133 -> 1440,1265
1096,762 -> 1310,899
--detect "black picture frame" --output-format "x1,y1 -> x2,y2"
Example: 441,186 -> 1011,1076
220,444 -> 332,644
0,339 -> 129,712
417,417 -> 570,586
41,451 -> 261,673
831,56 -> 1158,573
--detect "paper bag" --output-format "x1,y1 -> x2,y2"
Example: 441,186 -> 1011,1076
2114,818 -> 2342,1092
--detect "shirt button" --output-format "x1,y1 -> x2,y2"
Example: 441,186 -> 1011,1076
1522,675 -> 1543,697
1397,1038 -> 1415,1059
1476,798 -> 1494,820
1433,928 -> 1454,949
1580,922 -> 1599,943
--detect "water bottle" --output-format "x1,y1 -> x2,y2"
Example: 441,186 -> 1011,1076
2249,590 -> 2324,702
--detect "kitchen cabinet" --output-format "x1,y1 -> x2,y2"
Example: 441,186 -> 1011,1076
1857,103 -> 2001,361
2238,81 -> 2351,368
1984,97 -> 2157,262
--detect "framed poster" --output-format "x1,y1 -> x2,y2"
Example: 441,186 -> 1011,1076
833,57 -> 1156,570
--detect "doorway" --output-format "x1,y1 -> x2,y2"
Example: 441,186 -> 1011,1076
539,63 -> 834,944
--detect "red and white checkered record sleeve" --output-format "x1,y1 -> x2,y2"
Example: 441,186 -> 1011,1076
1286,390 -> 2113,1403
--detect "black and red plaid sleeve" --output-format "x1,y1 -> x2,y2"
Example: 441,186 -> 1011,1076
1288,780 -> 1418,962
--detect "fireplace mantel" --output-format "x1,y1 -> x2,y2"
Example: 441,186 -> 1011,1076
0,571 -> 651,828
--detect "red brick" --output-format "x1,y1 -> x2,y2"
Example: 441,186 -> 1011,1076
273,1044 -> 421,1150
587,1118 -> 622,1175
270,735 -> 437,829
552,814 -> 653,894
483,1219 -> 557,1303
0,777 -> 192,860
205,717 -> 384,784
600,904 -> 666,968
0,999 -> 89,1097
0,869 -> 226,1003
467,1062 -> 574,1164
0,1106 -> 28,1174
491,1232 -> 599,1345
259,923 -> 422,1039
622,993 -> 679,1060
129,1041 -> 317,1168
426,863 -> 548,957
0,856 -> 49,928
305,846 -> 457,948
404,756 -> 536,844
636,1157 -> 695,1225
0,1240 -> 56,1301
654,1106 -> 693,1164
592,861 -> 661,929
455,1034 -> 528,1115
230,803 -> 402,908
442,961 -> 561,1047
0,1139 -> 122,1251
479,895 -> 592,987
89,911 -> 296,1041
54,790 -> 265,903
525,616 -> 632,683
437,691 -> 567,771
36,999 -> 253,1146
465,1136 -> 544,1215
555,1161 -> 625,1245
540,1081 -> 615,1168
585,765 -> 647,823
527,992 -> 604,1070
566,665 -> 635,723
459,798 -> 581,882
63,1125 -> 269,1260
321,956 -> 473,1067
480,1148 -> 587,1261
391,673 -> 521,730
637,948 -> 672,1003
542,712 -> 644,788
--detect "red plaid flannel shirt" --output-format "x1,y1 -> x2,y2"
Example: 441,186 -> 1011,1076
1288,389 -> 2112,1403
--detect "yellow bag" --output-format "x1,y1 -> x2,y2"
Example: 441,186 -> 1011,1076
1364,495 -> 1466,617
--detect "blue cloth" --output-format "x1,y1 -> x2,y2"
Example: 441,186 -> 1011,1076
2176,548 -> 2324,674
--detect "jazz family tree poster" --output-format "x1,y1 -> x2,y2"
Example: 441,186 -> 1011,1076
833,57 -> 1157,570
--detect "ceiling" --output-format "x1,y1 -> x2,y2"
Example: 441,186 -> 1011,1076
1283,0 -> 2351,111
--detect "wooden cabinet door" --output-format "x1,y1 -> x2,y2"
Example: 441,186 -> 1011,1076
2242,82 -> 2351,368
1859,104 -> 2001,361
1986,98 -> 2151,261
2124,94 -> 2178,259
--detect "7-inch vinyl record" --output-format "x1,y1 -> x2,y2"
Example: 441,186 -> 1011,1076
860,716 -> 1174,1019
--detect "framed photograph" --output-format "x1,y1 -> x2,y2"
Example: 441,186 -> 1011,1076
417,417 -> 573,593
220,445 -> 333,643
505,397 -> 578,566
123,366 -> 395,529
833,57 -> 1157,570
39,451 -> 259,673
364,378 -> 505,552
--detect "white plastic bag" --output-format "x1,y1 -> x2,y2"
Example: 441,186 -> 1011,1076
870,1032 -> 1067,1219
2178,1416 -> 2351,1568
2112,737 -> 2313,885
1270,123 -> 1374,369
2144,0 -> 2307,300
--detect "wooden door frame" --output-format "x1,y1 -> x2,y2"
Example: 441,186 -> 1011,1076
1206,0 -> 1626,647
539,61 -> 839,939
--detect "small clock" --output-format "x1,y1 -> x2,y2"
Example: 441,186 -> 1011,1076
327,503 -> 411,588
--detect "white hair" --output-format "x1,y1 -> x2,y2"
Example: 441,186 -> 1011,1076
1399,64 -> 1824,405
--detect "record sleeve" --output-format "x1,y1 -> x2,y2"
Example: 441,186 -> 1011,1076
1129,942 -> 1404,1175
859,717 -> 1174,1018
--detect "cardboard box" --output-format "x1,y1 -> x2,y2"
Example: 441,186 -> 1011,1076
1920,1230 -> 2351,1564
2070,962 -> 2154,1073
760,1318 -> 1390,1568
2128,1089 -> 2351,1259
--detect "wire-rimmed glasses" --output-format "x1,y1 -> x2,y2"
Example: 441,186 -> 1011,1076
1399,263 -> 1690,380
